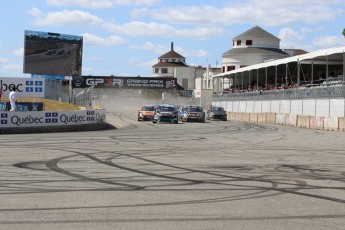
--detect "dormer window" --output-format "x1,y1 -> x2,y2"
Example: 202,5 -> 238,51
236,40 -> 241,46
246,40 -> 252,45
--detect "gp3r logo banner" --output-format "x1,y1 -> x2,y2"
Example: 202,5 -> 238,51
0,77 -> 45,98
72,76 -> 177,89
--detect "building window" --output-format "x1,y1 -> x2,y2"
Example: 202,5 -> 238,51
161,68 -> 168,74
236,40 -> 241,46
246,40 -> 252,45
154,68 -> 159,73
240,65 -> 247,68
160,59 -> 163,62
227,66 -> 235,71
222,66 -> 225,73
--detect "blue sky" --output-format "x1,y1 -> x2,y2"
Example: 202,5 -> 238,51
1,0 -> 345,78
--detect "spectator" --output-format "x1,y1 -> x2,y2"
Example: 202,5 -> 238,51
9,86 -> 16,111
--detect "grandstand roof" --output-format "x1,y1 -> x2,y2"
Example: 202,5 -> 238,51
216,46 -> 345,77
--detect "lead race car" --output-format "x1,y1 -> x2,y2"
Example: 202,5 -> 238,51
138,104 -> 156,121
152,104 -> 179,124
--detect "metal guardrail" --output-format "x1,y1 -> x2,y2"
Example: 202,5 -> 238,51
212,85 -> 345,101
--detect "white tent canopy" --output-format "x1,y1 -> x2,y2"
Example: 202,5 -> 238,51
215,46 -> 345,78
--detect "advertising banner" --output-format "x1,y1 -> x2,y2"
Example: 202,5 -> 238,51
0,102 -> 44,111
72,76 -> 177,89
0,110 -> 106,128
0,77 -> 45,98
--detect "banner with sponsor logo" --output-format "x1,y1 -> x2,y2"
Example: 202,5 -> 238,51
0,110 -> 106,128
0,77 -> 45,98
0,102 -> 44,111
72,76 -> 177,89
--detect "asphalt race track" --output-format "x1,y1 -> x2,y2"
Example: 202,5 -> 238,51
1,104 -> 345,229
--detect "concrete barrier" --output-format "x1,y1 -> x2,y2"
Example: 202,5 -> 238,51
228,112 -> 236,121
266,113 -> 276,124
338,117 -> 345,131
323,117 -> 338,131
242,113 -> 250,122
309,116 -> 324,130
257,113 -> 266,123
250,113 -> 258,123
276,113 -> 286,125
286,114 -> 297,126
235,112 -> 243,121
297,115 -> 310,128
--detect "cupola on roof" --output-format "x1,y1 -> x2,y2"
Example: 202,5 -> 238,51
159,42 -> 186,59
233,26 -> 280,41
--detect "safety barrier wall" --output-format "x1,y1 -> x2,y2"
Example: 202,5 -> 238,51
323,117 -> 338,131
276,113 -> 286,125
226,111 -> 343,131
266,113 -> 276,124
297,115 -> 310,129
0,109 -> 107,134
250,113 -> 258,123
338,117 -> 345,131
309,116 -> 324,130
214,97 -> 345,131
215,98 -> 345,118
242,113 -> 250,122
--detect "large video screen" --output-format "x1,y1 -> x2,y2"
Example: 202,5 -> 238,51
23,30 -> 83,77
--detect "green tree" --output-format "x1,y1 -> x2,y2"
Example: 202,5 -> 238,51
343,28 -> 345,37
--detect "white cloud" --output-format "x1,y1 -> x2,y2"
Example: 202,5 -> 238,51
133,1 -> 343,26
278,28 -> 314,51
183,49 -> 208,58
46,0 -> 159,9
87,56 -> 108,61
27,7 -> 44,17
104,21 -> 223,39
129,42 -> 208,57
136,58 -> 157,70
29,8 -> 103,26
129,42 -> 168,53
82,33 -> 128,46
278,28 -> 305,48
0,57 -> 9,63
0,64 -> 23,73
313,35 -> 345,48
12,48 -> 24,57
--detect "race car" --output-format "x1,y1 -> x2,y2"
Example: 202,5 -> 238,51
179,105 -> 205,122
138,104 -> 156,121
206,106 -> 227,121
152,104 -> 178,124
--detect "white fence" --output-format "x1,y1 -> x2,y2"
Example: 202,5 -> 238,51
214,98 -> 345,118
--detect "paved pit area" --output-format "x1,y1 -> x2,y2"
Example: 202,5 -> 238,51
1,103 -> 345,229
